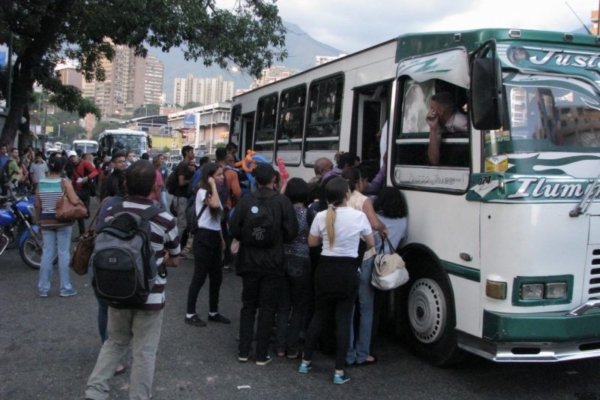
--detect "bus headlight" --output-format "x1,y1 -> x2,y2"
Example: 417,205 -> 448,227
545,282 -> 568,299
521,283 -> 544,300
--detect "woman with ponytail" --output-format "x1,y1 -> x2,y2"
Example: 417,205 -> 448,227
299,177 -> 374,385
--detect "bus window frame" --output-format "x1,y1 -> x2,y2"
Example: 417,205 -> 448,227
276,83 -> 307,167
253,92 -> 279,162
303,73 -> 345,167
391,76 -> 471,195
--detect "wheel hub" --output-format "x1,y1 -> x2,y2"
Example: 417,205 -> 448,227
408,278 -> 447,344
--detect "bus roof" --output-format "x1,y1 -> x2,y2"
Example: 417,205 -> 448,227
395,28 -> 600,62
72,139 -> 98,143
98,128 -> 147,137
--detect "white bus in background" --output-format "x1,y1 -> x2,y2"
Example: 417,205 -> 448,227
97,128 -> 151,160
72,139 -> 99,155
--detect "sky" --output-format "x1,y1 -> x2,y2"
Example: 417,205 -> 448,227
270,0 -> 598,53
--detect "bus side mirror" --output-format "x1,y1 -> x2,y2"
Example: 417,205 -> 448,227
470,58 -> 502,130
147,137 -> 153,149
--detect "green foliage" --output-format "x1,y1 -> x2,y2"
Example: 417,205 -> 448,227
214,142 -> 227,149
91,121 -> 123,140
183,101 -> 201,110
0,0 -> 286,146
133,104 -> 161,117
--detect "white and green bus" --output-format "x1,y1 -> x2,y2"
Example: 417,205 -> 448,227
231,28 -> 600,365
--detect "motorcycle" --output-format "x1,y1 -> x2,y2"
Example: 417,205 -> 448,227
0,190 -> 45,269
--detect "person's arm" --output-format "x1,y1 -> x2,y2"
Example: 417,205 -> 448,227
34,187 -> 41,222
426,111 -> 442,165
227,170 -> 242,205
229,199 -> 246,239
363,232 -> 375,250
84,161 -> 99,180
364,163 -> 386,195
206,178 -> 220,209
177,163 -> 191,187
308,233 -> 321,247
362,198 -> 387,237
63,179 -> 80,204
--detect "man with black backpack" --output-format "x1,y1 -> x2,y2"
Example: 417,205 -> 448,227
229,163 -> 298,365
85,160 -> 180,400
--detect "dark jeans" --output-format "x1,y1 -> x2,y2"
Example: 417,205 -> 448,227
97,296 -> 108,343
303,258 -> 359,371
276,255 -> 311,354
186,229 -> 223,314
239,272 -> 282,360
75,190 -> 90,236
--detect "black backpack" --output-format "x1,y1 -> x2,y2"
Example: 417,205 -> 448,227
186,202 -> 207,235
242,191 -> 277,248
91,204 -> 162,307
166,170 -> 179,196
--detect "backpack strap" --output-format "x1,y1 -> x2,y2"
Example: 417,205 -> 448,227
140,205 -> 162,221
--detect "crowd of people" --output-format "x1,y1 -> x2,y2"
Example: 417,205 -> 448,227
9,140 -> 408,398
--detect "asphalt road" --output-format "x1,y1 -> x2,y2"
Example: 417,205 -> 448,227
2,199 -> 600,400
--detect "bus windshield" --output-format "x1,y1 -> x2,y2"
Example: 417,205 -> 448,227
111,134 -> 146,156
73,141 -> 98,154
488,73 -> 600,157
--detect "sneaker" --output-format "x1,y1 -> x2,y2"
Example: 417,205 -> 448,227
255,355 -> 272,366
38,292 -> 48,298
333,371 -> 351,385
238,352 -> 250,362
185,252 -> 195,260
184,314 -> 207,327
299,362 -> 312,373
59,289 -> 77,297
208,313 -> 231,324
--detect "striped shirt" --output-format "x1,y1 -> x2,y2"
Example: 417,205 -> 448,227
38,178 -> 71,229
105,196 -> 180,310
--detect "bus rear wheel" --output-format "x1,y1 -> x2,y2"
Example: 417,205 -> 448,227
401,263 -> 463,366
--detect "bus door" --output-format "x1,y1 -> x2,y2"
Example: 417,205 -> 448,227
240,113 -> 255,160
354,84 -> 388,180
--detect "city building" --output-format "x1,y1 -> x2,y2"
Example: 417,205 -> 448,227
315,54 -> 347,66
82,41 -> 164,117
55,63 -> 83,90
173,74 -> 234,107
168,102 -> 231,155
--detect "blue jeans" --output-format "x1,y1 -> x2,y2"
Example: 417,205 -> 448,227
38,226 -> 73,295
346,256 -> 375,364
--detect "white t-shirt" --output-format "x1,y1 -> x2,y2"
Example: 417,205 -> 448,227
195,188 -> 222,231
310,206 -> 372,258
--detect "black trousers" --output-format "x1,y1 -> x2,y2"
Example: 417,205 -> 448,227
302,257 -> 360,371
238,272 -> 282,360
186,228 -> 223,314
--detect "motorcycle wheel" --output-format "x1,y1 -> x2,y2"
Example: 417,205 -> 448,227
20,236 -> 43,269
5,224 -> 24,250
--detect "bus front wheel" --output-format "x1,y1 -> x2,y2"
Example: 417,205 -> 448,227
401,262 -> 463,366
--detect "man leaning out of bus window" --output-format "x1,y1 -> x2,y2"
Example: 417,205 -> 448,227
426,92 -> 468,165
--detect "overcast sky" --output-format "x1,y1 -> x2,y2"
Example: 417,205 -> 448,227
270,0 -> 597,53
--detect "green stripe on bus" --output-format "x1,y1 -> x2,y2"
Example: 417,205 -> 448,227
441,261 -> 480,282
483,309 -> 600,342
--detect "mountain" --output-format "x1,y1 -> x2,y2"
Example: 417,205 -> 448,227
150,21 -> 344,103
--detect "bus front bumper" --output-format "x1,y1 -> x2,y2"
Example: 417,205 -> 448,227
458,302 -> 600,362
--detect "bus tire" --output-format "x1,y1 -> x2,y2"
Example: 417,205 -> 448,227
398,255 -> 463,366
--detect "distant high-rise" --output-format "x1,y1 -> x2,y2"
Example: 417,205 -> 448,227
173,74 -> 234,107
55,63 -> 83,90
144,55 -> 164,106
82,42 -> 164,117
315,54 -> 346,66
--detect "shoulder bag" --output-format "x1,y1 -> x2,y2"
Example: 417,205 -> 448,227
70,197 -> 110,275
371,237 -> 409,291
56,179 -> 88,222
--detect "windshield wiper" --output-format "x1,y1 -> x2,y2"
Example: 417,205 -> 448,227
570,173 -> 600,217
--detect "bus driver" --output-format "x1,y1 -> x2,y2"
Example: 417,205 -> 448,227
426,92 -> 468,165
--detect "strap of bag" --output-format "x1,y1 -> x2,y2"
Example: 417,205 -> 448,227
88,196 -> 113,232
195,203 -> 208,226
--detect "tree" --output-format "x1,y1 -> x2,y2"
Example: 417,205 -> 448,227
133,104 -> 161,118
0,0 -> 287,148
183,101 -> 202,110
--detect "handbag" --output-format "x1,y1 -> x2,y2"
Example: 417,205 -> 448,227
56,179 -> 88,222
70,197 -> 110,275
371,237 -> 409,291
